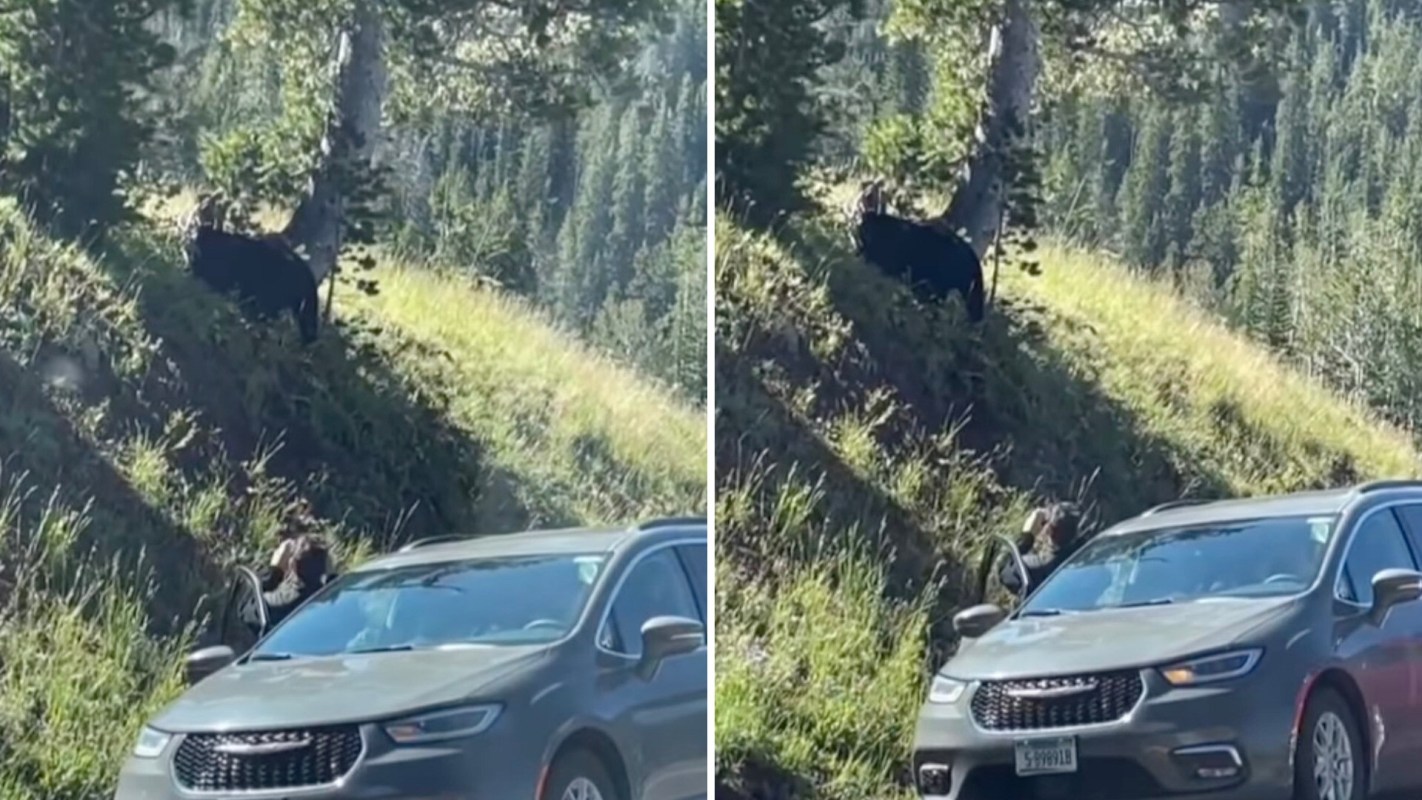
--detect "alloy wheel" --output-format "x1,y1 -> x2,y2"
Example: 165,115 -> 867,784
561,776 -> 606,800
1312,710 -> 1355,800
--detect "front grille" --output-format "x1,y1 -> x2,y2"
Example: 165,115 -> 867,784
970,670 -> 1143,731
173,725 -> 362,792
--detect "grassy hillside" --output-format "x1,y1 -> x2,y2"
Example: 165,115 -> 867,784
0,197 -> 706,799
713,189 -> 1421,799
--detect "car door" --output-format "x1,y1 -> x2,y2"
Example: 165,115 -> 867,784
1388,505 -> 1422,780
973,533 -> 1032,608
1333,507 -> 1422,791
217,566 -> 269,655
673,543 -> 709,799
597,546 -> 707,800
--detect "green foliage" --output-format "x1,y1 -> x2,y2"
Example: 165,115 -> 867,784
380,0 -> 675,124
1119,105 -> 1173,268
197,123 -> 320,219
590,222 -> 708,400
715,0 -> 864,227
373,11 -> 707,401
0,0 -> 182,241
430,175 -> 535,295
862,114 -> 954,194
715,536 -> 929,800
133,0 -> 707,399
1040,0 -> 1422,444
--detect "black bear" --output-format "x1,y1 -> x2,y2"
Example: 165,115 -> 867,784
850,181 -> 986,323
180,195 -> 321,344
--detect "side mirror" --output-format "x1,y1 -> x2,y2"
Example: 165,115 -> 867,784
1369,568 -> 1422,626
953,604 -> 1007,639
637,615 -> 704,681
185,645 -> 236,685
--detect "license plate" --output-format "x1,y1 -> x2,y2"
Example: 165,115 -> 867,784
1014,736 -> 1078,776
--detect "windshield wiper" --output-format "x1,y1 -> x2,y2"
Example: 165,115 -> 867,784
1113,597 -> 1175,609
248,652 -> 293,662
1019,608 -> 1065,617
348,644 -> 415,655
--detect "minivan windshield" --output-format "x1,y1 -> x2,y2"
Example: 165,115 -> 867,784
1019,514 -> 1335,614
250,553 -> 606,659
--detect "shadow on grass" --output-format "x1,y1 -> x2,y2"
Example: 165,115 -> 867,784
714,752 -> 814,800
0,348 -> 220,632
719,222 -> 1242,612
102,228 -> 558,552
716,341 -> 984,679
715,339 -> 972,635
784,219 -> 1240,529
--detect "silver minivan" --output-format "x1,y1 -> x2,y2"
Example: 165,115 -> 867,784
115,518 -> 708,800
913,481 -> 1422,800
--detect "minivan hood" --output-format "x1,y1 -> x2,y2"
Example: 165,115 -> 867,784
943,597 -> 1296,680
150,645 -> 549,732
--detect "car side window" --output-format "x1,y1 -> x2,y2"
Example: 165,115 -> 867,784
1393,505 -> 1422,559
1340,510 -> 1417,605
600,549 -> 701,657
675,544 -> 707,622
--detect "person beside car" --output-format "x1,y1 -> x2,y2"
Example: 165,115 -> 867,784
254,531 -> 336,630
1000,501 -> 1085,596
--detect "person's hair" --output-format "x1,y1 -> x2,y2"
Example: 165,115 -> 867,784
1043,502 -> 1082,547
288,534 -> 331,586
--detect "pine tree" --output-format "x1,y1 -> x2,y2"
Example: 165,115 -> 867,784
1120,106 -> 1173,269
606,104 -> 649,297
682,78 -> 708,196
1198,77 -> 1242,209
1162,106 -> 1202,271
1269,42 -> 1312,215
643,95 -> 682,244
555,102 -> 622,326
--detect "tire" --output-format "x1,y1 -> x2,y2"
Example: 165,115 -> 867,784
1294,688 -> 1365,800
542,748 -> 624,800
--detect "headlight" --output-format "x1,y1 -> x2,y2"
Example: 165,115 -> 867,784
1159,649 -> 1263,686
928,675 -> 967,704
382,704 -> 502,744
132,726 -> 172,758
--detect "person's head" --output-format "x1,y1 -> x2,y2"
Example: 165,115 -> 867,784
1041,502 -> 1082,549
286,534 -> 332,587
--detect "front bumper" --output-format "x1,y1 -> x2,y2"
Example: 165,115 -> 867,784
113,723 -> 543,800
911,669 -> 1298,800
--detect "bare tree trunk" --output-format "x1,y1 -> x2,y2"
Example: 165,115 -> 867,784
990,203 -> 1006,307
283,0 -> 387,284
940,0 -> 1040,258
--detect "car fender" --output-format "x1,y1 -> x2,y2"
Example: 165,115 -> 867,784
537,711 -> 640,799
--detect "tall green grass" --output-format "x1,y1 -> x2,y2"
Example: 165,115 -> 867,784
345,265 -> 706,525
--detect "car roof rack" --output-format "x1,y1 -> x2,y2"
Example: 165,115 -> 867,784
1354,479 -> 1422,495
636,516 -> 707,531
397,534 -> 478,553
1139,498 -> 1210,517
396,517 -> 707,552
